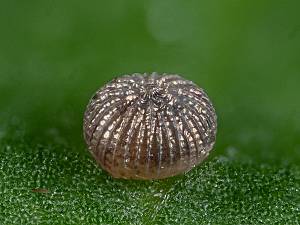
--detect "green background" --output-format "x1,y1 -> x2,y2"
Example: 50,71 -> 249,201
0,0 -> 299,224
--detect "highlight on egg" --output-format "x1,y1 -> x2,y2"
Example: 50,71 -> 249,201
83,73 -> 217,180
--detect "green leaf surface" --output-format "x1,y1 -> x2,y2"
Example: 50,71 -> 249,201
0,0 -> 300,224
1,141 -> 299,224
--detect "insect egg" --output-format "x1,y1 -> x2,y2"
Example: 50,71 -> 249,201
83,73 -> 217,180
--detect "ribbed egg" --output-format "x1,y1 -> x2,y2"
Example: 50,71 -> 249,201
83,73 -> 217,180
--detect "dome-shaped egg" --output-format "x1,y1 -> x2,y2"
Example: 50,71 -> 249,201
83,73 -> 217,180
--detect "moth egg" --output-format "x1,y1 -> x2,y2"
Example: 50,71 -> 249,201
83,73 -> 217,180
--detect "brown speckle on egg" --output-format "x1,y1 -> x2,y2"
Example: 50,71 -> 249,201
83,73 -> 217,180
